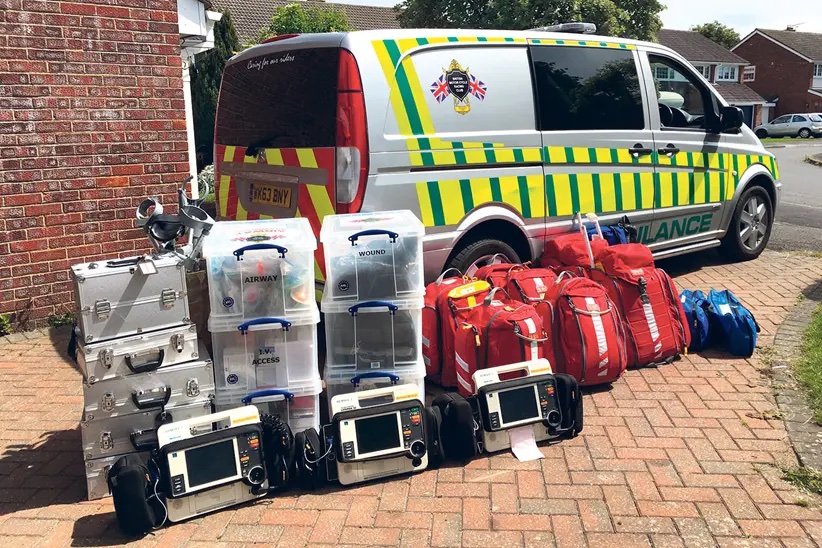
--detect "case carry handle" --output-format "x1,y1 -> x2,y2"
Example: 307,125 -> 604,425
131,386 -> 171,410
233,243 -> 287,260
242,389 -> 295,405
125,349 -> 165,374
106,257 -> 145,268
435,268 -> 464,285
348,301 -> 398,316
348,229 -> 398,245
130,429 -> 159,451
483,287 -> 512,306
350,371 -> 400,386
485,358 -> 553,377
238,317 -> 292,334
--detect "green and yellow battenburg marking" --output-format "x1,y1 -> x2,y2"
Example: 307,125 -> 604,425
528,39 -> 636,49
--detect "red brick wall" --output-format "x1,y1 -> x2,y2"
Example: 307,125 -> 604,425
734,33 -> 813,116
0,0 -> 188,330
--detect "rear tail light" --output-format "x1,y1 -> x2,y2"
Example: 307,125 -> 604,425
335,49 -> 369,214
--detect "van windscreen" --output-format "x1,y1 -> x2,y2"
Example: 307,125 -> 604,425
216,48 -> 339,149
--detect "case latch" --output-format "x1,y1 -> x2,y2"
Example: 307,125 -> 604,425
100,432 -> 113,451
99,348 -> 114,369
160,289 -> 177,308
94,300 -> 111,319
101,393 -> 116,412
170,333 -> 185,353
186,378 -> 200,397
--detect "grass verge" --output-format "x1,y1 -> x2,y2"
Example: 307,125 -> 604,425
760,137 -> 820,144
794,303 -> 822,424
784,466 -> 822,495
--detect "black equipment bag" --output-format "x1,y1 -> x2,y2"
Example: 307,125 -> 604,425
293,427 -> 326,490
554,373 -> 584,437
108,454 -> 161,537
423,405 -> 445,468
260,413 -> 295,490
432,392 -> 480,462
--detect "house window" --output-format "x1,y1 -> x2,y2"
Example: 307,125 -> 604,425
743,66 -> 756,82
716,65 -> 738,82
814,64 -> 822,77
655,66 -> 676,80
693,65 -> 710,79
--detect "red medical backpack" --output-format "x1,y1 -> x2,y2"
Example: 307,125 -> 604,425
423,269 -> 469,384
437,280 -> 493,389
590,244 -> 690,368
473,262 -> 527,289
504,267 -> 559,366
454,289 -> 548,396
544,273 -> 628,386
541,233 -> 608,277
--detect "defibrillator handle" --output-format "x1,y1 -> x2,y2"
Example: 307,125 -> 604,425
242,389 -> 295,405
348,301 -> 398,316
238,317 -> 292,334
350,371 -> 400,387
348,229 -> 398,245
233,243 -> 287,260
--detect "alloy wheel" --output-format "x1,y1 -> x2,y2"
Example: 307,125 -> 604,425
739,195 -> 769,252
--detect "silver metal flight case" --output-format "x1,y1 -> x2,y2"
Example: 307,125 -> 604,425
82,352 -> 215,421
81,398 -> 212,461
78,323 -> 199,384
71,253 -> 190,343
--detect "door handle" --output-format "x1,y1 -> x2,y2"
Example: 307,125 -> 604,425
657,144 -> 680,156
628,144 -> 654,157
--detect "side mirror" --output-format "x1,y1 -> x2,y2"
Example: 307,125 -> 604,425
719,106 -> 744,132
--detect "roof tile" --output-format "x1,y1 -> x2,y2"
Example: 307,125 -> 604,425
755,28 -> 822,61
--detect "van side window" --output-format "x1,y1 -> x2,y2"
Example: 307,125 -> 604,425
648,54 -> 715,131
530,47 -> 644,131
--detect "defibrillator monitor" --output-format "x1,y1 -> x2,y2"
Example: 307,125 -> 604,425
157,406 -> 268,522
472,360 -> 562,453
330,384 -> 427,485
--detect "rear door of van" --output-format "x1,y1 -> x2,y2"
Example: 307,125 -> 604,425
215,34 -> 369,294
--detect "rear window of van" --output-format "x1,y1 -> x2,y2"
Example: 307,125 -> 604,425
216,48 -> 339,149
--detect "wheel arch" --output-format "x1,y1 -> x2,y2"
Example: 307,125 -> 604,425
720,165 -> 778,233
444,211 -> 532,267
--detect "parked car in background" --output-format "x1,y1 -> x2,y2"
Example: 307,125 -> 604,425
754,113 -> 822,139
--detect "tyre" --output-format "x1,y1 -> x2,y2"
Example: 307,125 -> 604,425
720,185 -> 774,261
446,238 -> 522,274
755,129 -> 768,139
799,128 -> 812,138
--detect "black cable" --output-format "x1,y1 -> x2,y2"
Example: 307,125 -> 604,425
260,413 -> 294,490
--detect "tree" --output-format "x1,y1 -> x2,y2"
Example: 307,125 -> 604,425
191,11 -> 241,170
258,3 -> 351,42
691,20 -> 740,50
395,0 -> 663,41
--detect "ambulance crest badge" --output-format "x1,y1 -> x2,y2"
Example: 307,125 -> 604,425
430,60 -> 487,115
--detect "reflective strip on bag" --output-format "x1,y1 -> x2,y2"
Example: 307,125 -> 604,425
585,297 -> 611,377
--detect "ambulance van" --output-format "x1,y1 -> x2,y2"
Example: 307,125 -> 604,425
214,27 -> 780,295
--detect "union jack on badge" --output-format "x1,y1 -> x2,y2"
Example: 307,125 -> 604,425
430,74 -> 450,103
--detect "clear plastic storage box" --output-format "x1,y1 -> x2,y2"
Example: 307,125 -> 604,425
203,218 -> 317,324
324,362 -> 426,409
321,296 -> 423,372
209,307 -> 320,396
320,210 -> 425,303
214,376 -> 323,433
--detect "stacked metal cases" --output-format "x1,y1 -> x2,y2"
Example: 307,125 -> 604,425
320,211 -> 427,408
71,253 -> 215,500
203,219 -> 322,433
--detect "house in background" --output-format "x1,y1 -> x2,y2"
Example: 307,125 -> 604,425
732,28 -> 822,117
657,29 -> 771,127
211,0 -> 401,42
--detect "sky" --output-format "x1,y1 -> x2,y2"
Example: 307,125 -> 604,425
331,0 -> 822,36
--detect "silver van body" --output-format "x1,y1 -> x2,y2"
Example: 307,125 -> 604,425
214,29 -> 780,289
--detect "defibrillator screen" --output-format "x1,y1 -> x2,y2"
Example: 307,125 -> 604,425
185,439 -> 238,488
355,413 -> 400,455
498,386 -> 539,424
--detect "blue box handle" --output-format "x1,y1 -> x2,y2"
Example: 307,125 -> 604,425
348,300 -> 398,316
348,229 -> 398,245
238,317 -> 292,334
233,243 -> 288,260
350,371 -> 400,387
242,389 -> 295,405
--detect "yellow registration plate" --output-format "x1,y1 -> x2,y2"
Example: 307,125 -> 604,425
249,183 -> 292,208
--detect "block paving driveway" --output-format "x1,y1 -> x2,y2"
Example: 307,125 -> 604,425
2,250 -> 822,547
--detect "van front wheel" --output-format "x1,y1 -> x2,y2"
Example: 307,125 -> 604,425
721,186 -> 773,261
447,238 -> 522,275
